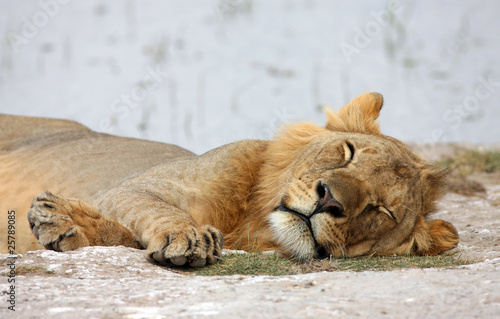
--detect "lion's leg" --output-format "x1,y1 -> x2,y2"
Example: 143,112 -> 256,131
28,192 -> 141,251
96,189 -> 224,268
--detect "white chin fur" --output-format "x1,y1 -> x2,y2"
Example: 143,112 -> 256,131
268,211 -> 316,259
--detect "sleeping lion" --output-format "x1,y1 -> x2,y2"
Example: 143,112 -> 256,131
0,92 -> 459,267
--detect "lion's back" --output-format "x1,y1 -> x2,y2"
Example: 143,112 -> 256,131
0,114 -> 195,253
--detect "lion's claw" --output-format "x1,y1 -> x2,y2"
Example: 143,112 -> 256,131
147,225 -> 224,267
27,192 -> 90,251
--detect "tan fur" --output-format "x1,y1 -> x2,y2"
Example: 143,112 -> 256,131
27,192 -> 141,251
0,93 -> 459,266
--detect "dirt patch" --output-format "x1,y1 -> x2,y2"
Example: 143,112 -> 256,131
446,176 -> 487,197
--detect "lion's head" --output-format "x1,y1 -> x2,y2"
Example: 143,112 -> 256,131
257,92 -> 458,259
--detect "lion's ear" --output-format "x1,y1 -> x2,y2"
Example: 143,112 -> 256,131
325,92 -> 383,134
413,218 -> 459,255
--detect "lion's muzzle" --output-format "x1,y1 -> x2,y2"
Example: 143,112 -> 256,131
273,181 -> 346,258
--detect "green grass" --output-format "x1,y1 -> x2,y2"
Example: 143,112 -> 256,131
1,265 -> 55,276
327,254 -> 472,272
175,252 -> 474,277
435,149 -> 500,176
192,253 -> 296,276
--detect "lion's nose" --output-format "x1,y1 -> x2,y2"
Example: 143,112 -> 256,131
313,182 -> 345,218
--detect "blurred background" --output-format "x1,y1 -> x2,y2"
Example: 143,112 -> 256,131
0,0 -> 499,154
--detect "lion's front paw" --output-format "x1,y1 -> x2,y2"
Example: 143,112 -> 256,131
147,225 -> 224,267
28,192 -> 90,251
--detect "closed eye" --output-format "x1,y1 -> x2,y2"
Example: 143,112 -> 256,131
343,141 -> 355,165
378,206 -> 395,220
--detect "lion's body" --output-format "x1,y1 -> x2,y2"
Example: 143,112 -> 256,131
0,93 -> 459,266
0,115 -> 197,253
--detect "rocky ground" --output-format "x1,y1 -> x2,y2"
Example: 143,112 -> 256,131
1,144 -> 499,318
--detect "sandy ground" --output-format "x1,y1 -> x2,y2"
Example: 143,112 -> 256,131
1,144 -> 500,318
